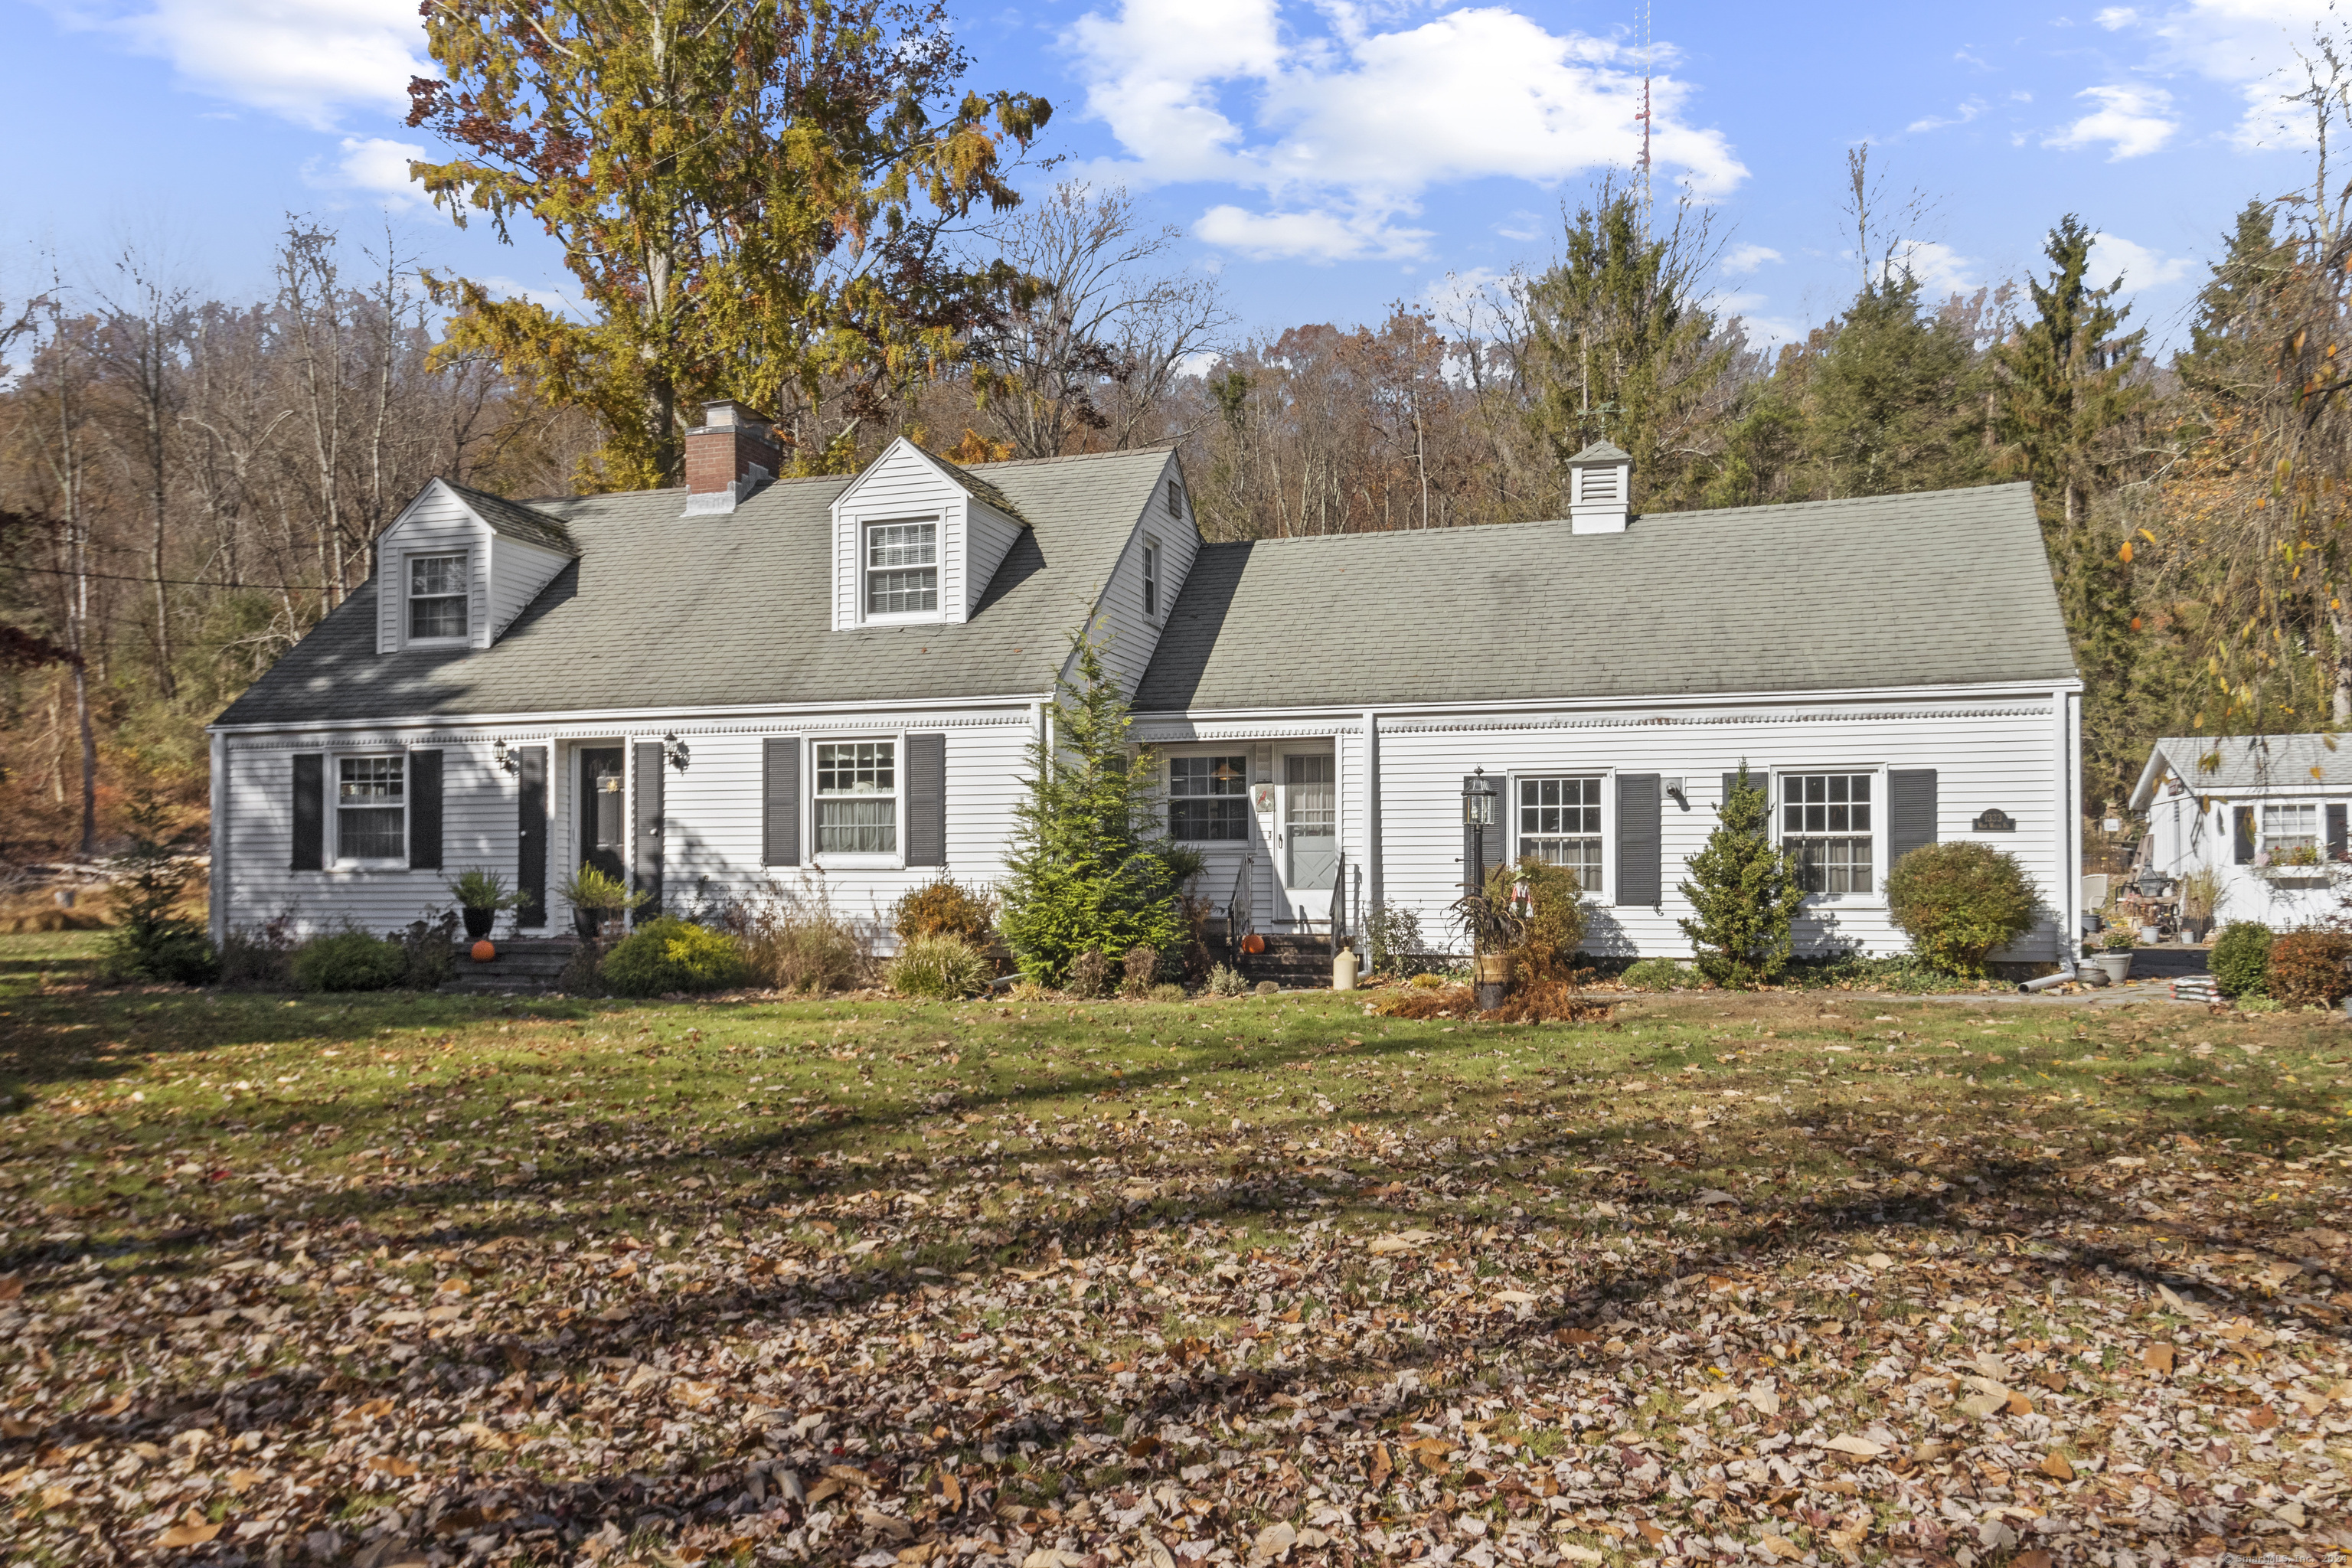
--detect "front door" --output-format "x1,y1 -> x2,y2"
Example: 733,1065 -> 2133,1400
578,747 -> 626,884
1280,751 -> 1338,927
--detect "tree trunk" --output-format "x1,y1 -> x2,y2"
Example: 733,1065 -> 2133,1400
74,662 -> 96,859
2333,586 -> 2352,723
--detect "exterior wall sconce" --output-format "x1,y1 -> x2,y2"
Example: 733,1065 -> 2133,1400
492,740 -> 519,774
662,733 -> 691,772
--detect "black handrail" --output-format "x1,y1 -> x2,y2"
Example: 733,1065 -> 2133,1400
1330,855 -> 1347,960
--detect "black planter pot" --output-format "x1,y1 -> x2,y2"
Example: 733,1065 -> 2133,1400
573,907 -> 600,942
462,907 -> 497,941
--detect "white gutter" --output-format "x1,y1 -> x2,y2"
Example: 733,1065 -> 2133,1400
1132,677 -> 2084,727
207,690 -> 1058,737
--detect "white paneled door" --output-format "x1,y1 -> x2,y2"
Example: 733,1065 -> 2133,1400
1279,750 -> 1338,929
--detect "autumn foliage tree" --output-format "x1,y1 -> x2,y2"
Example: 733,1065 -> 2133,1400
406,0 -> 1051,488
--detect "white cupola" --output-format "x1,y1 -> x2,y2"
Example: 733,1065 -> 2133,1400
1566,439 -> 1633,534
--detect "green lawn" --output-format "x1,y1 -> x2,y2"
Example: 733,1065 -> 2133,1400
2,936 -> 2348,1565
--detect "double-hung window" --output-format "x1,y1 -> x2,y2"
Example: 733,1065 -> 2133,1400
1142,540 -> 1161,618
337,756 -> 406,861
1517,777 -> 1603,894
815,740 -> 897,854
864,521 -> 937,616
1782,772 -> 1873,893
407,552 -> 468,641
2263,802 -> 2319,863
1169,755 -> 1248,841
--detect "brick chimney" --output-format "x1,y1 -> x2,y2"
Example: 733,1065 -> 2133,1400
681,400 -> 782,516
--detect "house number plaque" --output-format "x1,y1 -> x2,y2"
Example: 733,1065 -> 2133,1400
1972,808 -> 2016,831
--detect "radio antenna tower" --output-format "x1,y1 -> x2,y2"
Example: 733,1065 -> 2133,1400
1636,0 -> 1654,239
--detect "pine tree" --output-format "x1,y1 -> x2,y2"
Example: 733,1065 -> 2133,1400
998,626 -> 1187,988
1808,273 -> 1984,498
1995,214 -> 2148,530
1675,765 -> 1809,988
2179,201 -> 2291,398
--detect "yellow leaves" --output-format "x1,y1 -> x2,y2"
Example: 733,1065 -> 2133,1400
2119,541 -> 2134,563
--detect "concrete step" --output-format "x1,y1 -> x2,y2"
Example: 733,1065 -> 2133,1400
439,939 -> 581,995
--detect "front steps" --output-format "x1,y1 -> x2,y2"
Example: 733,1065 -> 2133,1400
1233,933 -> 1341,990
439,938 -> 577,995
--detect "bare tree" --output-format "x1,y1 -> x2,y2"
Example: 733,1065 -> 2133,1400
92,245 -> 194,697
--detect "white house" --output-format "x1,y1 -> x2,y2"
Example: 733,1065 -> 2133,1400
2128,734 -> 2352,929
207,408 -> 2086,971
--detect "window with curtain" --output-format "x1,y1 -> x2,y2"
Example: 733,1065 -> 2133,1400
1782,772 -> 1873,893
1169,755 -> 1248,840
337,756 -> 405,860
815,740 -> 897,853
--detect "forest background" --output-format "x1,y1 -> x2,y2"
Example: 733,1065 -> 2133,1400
5,0 -> 2351,870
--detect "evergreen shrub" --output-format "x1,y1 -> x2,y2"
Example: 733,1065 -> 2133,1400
292,931 -> 407,992
2210,921 -> 2275,998
97,793 -> 217,986
887,934 -> 994,999
599,917 -> 750,997
997,627 -> 1187,986
2265,930 -> 2352,1006
1618,957 -> 1690,990
1676,764 -> 1808,988
1885,841 -> 2041,976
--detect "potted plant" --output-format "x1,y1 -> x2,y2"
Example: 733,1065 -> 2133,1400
2092,924 -> 2137,985
559,864 -> 647,942
2177,867 -> 2220,944
1451,866 -> 1528,1010
448,867 -> 519,941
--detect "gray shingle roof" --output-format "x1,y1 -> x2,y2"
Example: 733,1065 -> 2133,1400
2129,733 -> 2352,809
214,448 -> 1171,727
444,481 -> 578,556
925,451 -> 1027,524
1134,482 -> 2076,712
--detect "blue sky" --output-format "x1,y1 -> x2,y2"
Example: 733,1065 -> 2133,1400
2,0 -> 2334,354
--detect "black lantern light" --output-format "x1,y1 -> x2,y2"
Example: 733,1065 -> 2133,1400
1462,767 -> 1498,895
492,739 -> 518,774
662,733 -> 691,772
2135,866 -> 2170,900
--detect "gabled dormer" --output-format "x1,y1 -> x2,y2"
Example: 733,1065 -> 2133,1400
373,479 -> 578,655
828,437 -> 1028,629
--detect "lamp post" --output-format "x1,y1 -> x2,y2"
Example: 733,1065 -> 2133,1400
1462,768 -> 1498,897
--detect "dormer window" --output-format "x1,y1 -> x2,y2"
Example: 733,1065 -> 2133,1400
865,521 -> 939,616
407,552 -> 469,641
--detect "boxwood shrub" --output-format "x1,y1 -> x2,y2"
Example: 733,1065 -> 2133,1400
2210,920 -> 2275,998
599,917 -> 750,998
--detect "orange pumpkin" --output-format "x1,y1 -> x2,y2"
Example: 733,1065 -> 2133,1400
471,939 -> 497,963
1241,933 -> 1266,955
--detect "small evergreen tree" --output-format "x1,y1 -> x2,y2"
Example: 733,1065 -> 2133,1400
99,792 -> 217,986
1675,764 -> 1808,988
998,625 -> 1187,988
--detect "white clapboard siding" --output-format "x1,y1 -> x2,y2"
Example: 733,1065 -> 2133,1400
1372,699 -> 2066,962
375,485 -> 485,654
1089,454 -> 1194,697
487,535 -> 572,638
830,441 -> 960,629
2143,788 -> 2343,928
221,708 -> 1040,943
964,501 -> 1025,619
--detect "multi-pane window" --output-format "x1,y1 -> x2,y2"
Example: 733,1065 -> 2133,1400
1782,773 -> 1873,893
337,756 -> 405,861
2264,803 -> 2319,859
1518,777 -> 1603,894
1169,755 -> 1248,841
1142,541 -> 1161,618
1168,480 -> 1186,520
864,521 -> 938,615
815,740 -> 897,854
407,552 -> 467,639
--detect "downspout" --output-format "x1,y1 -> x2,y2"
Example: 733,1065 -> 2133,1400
1362,710 -> 1382,919
2060,690 -> 2081,969
208,729 -> 227,942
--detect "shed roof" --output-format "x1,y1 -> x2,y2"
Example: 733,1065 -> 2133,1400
214,447 -> 1171,727
1134,482 -> 2075,712
2129,733 -> 2352,810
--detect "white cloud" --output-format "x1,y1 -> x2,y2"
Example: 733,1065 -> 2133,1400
313,135 -> 429,208
2045,83 -> 2179,158
2090,0 -> 2333,148
1493,210 -> 1544,243
1905,98 -> 1985,135
1064,0 -> 1746,262
2086,232 -> 2194,289
54,0 -> 426,129
1723,243 -> 1782,273
1890,240 -> 1979,292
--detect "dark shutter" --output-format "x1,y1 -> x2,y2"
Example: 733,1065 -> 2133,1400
516,746 -> 547,926
407,749 -> 443,871
1461,773 -> 1505,895
2233,805 -> 2256,865
2331,804 -> 2348,862
762,737 -> 801,867
1886,769 -> 1937,877
632,741 -> 664,923
292,753 -> 325,871
1616,773 -> 1662,907
906,732 -> 946,867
